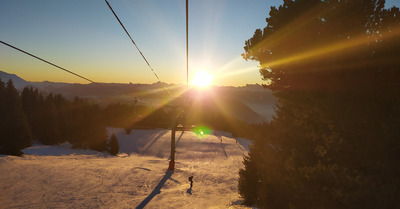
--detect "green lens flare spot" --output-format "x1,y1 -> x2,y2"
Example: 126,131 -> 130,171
193,126 -> 212,137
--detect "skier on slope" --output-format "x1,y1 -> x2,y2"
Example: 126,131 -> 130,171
188,176 -> 193,188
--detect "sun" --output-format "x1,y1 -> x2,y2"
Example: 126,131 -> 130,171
191,70 -> 214,88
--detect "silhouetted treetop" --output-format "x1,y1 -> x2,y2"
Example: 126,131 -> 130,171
243,0 -> 400,91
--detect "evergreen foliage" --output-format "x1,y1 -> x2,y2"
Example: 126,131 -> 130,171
239,0 -> 400,208
20,87 -> 108,150
21,88 -> 62,145
0,79 -> 32,156
125,128 -> 132,134
19,87 -> 108,152
104,102 -> 138,128
238,148 -> 260,206
2,84 -> 178,154
108,133 -> 119,156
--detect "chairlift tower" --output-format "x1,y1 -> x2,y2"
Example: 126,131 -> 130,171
168,0 -> 190,170
167,99 -> 191,170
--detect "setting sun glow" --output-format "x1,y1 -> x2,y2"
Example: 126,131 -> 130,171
191,71 -> 214,88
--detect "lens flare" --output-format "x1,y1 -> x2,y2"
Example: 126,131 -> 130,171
193,126 -> 212,137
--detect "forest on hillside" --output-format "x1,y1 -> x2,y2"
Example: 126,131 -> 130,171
0,80 -> 118,155
0,79 -> 265,156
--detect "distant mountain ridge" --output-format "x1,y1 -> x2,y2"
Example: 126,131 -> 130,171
0,71 -> 29,89
0,70 -> 276,122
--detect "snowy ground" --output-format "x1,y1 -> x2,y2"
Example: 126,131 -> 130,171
0,128 -> 253,209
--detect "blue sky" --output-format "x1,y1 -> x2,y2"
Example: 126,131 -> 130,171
0,0 -> 399,86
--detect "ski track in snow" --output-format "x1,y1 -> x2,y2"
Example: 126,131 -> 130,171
0,128 -> 252,209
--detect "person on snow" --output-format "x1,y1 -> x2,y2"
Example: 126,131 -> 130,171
188,176 -> 193,188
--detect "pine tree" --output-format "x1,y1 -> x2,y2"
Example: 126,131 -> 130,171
108,133 -> 119,156
0,80 -> 32,156
125,128 -> 132,134
238,148 -> 260,206
21,87 -> 61,145
39,93 -> 61,144
0,79 -> 7,153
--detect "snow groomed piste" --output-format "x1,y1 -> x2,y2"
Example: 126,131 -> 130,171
0,127 -> 251,208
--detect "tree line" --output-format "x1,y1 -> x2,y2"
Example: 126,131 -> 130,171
0,79 -> 261,156
238,0 -> 400,208
0,80 -> 122,156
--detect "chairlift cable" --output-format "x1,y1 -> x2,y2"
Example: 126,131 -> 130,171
0,40 -> 98,84
105,0 -> 173,99
0,40 -> 152,106
105,0 -> 170,94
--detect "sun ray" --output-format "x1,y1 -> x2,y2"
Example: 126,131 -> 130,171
260,26 -> 400,70
120,85 -> 190,128
216,65 -> 260,79
245,3 -> 331,57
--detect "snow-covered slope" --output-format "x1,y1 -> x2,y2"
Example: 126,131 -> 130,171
0,128 -> 252,209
